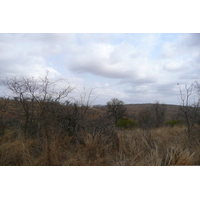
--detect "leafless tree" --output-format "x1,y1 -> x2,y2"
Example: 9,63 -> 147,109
66,88 -> 97,142
151,101 -> 166,128
178,82 -> 200,137
3,76 -> 37,136
3,72 -> 76,165
3,72 -> 74,139
0,97 -> 9,136
138,107 -> 153,130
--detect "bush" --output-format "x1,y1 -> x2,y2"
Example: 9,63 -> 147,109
117,117 -> 137,129
165,120 -> 181,127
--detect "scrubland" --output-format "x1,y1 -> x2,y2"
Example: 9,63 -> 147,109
0,126 -> 199,166
0,75 -> 199,166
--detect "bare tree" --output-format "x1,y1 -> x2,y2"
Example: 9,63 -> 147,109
0,97 -> 9,136
3,72 -> 74,139
67,88 -> 97,142
107,98 -> 126,125
151,101 -> 166,128
3,72 -> 75,165
138,107 -> 153,130
179,83 -> 200,136
3,76 -> 38,136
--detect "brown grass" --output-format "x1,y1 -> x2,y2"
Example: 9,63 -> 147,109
0,126 -> 199,166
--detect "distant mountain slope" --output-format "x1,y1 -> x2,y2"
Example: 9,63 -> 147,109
94,103 -> 183,121
124,104 -> 182,121
0,98 -> 183,123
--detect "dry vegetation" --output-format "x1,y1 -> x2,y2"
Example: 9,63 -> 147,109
0,125 -> 199,166
0,74 -> 200,166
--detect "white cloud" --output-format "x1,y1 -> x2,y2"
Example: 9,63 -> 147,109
0,34 -> 61,79
1,33 -> 200,105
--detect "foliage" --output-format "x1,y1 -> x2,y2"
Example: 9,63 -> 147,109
165,120 -> 181,127
117,117 -> 137,129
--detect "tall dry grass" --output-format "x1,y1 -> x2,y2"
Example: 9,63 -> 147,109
0,126 -> 199,166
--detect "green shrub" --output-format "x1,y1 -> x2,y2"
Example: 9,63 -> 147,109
165,120 -> 181,127
117,117 -> 137,129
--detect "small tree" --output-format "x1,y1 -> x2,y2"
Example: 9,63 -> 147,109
3,72 -> 74,138
179,82 -> 200,136
107,98 -> 126,125
151,101 -> 166,127
165,120 -> 181,127
0,97 -> 9,136
117,117 -> 137,129
65,88 -> 97,141
138,107 -> 153,130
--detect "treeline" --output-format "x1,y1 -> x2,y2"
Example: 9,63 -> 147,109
106,98 -> 167,129
1,74 -> 200,141
105,82 -> 200,141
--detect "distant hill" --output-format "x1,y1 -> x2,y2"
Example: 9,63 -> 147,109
1,98 -> 182,124
94,103 -> 182,122
124,103 -> 181,121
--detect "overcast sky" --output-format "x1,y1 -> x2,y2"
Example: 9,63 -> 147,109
0,33 -> 200,105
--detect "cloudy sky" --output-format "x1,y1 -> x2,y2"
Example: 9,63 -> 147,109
0,33 -> 200,105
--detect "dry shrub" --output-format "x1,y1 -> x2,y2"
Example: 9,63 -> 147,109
160,146 -> 197,165
0,126 -> 199,166
34,134 -> 77,166
117,130 -> 139,156
115,127 -> 200,166
116,130 -> 153,165
0,139 -> 33,166
78,133 -> 116,166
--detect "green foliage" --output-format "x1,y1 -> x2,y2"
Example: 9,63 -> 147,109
165,120 -> 181,127
117,117 -> 137,129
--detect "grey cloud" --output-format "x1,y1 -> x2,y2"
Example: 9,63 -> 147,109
0,34 -> 73,58
120,76 -> 156,85
0,34 -> 61,78
125,87 -> 149,95
64,40 -> 146,81
125,81 -> 180,104
181,33 -> 200,48
68,61 -> 135,80
1,33 -> 199,105
160,34 -> 200,59
176,33 -> 200,52
177,53 -> 200,80
23,33 -> 75,43
155,83 -> 178,94
162,62 -> 183,72
179,68 -> 200,80
108,42 -> 139,64
159,34 -> 200,86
